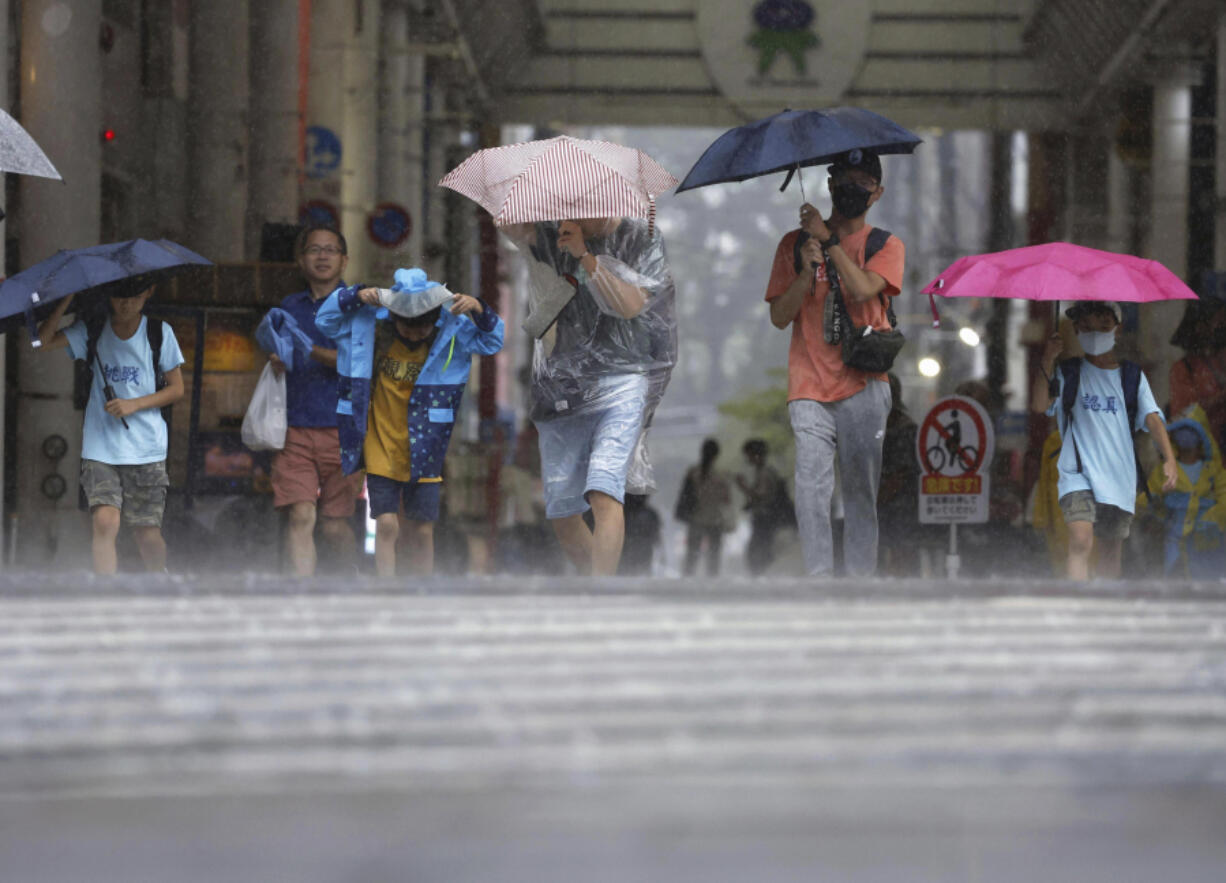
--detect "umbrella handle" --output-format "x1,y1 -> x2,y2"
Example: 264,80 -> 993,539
95,351 -> 130,430
24,294 -> 42,349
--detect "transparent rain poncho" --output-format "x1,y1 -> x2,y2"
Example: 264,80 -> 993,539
505,217 -> 678,493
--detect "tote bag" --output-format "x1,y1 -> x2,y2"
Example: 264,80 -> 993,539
240,363 -> 288,451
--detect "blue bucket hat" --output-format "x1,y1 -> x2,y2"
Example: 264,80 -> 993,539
379,267 -> 452,319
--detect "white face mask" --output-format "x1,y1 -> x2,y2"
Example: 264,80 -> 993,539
1078,330 -> 1116,356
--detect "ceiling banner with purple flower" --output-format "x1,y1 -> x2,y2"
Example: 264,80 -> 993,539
697,1 -> 871,115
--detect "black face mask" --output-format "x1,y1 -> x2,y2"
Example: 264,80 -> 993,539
830,181 -> 873,219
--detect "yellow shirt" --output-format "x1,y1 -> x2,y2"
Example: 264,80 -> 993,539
364,325 -> 431,481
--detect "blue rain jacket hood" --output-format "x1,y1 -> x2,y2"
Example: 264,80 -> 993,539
315,278 -> 505,478
255,308 -> 315,367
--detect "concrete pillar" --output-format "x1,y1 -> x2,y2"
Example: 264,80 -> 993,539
1068,132 -> 1110,249
341,0 -> 379,281
187,0 -> 249,262
307,0 -> 380,281
1105,144 -> 1130,255
0,0 -> 8,564
1145,75 -> 1194,405
248,0 -> 302,259
375,1 -> 426,276
1217,16 -> 1226,269
16,0 -> 103,567
421,63 -> 451,280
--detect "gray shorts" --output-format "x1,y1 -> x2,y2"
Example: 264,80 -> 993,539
80,459 -> 169,527
1059,490 -> 1132,540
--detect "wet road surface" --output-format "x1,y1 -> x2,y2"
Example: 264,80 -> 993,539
2,574 -> 1225,881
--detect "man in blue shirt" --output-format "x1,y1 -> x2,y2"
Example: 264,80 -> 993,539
1031,300 -> 1177,580
264,225 -> 363,576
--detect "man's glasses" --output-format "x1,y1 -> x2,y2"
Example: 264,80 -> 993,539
303,245 -> 344,256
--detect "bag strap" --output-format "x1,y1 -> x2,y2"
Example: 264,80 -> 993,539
146,316 -> 166,391
825,227 -> 896,336
1119,359 -> 1153,503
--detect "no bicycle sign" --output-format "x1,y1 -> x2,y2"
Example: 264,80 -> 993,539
916,395 -> 994,525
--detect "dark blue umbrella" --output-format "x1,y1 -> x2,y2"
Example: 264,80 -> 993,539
675,107 -> 922,194
0,238 -> 211,346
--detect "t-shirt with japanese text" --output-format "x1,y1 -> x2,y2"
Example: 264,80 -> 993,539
764,225 -> 905,404
64,315 -> 185,465
1047,360 -> 1161,513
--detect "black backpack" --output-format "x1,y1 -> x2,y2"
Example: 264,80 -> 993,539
1053,357 -> 1150,500
74,311 -> 170,423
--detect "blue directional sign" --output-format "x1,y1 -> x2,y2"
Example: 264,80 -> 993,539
305,126 -> 342,179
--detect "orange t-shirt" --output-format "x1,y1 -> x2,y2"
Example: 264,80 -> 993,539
764,225 -> 905,404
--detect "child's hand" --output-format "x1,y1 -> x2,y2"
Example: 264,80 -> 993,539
358,287 -> 382,306
105,398 -> 139,420
449,293 -> 483,316
1162,458 -> 1178,492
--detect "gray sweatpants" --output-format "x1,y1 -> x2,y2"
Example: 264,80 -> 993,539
788,381 -> 892,577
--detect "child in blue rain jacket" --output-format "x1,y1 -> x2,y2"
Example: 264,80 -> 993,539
316,268 -> 504,577
1137,403 -> 1226,578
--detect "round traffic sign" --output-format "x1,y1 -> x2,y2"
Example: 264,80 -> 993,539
917,396 -> 990,477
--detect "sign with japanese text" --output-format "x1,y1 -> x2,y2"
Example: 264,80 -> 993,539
917,396 -> 994,524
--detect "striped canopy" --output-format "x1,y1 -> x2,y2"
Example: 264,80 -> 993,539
439,135 -> 677,227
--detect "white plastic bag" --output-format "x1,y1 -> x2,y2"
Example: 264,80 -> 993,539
241,363 -> 287,451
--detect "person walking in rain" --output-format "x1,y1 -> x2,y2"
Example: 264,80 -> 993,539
736,438 -> 791,576
505,217 -> 677,576
1136,405 -> 1226,577
764,148 -> 904,577
37,286 -> 185,574
677,437 -> 732,576
315,268 -> 504,578
1031,300 -> 1177,580
262,225 -> 364,577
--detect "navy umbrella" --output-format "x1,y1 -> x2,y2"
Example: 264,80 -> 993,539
0,238 -> 212,347
676,107 -> 922,195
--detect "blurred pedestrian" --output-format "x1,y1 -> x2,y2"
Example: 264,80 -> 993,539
36,286 -> 185,574
678,438 -> 732,576
876,374 -> 921,575
736,438 -> 790,576
1032,300 -> 1176,580
620,493 -> 662,575
1170,298 -> 1226,448
261,225 -> 364,577
506,217 -> 677,576
1135,404 -> 1226,578
316,268 -> 504,577
765,148 -> 904,576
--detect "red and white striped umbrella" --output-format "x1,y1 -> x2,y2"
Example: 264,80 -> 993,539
439,135 -> 677,227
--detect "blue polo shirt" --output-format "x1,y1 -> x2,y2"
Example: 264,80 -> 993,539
280,289 -> 342,428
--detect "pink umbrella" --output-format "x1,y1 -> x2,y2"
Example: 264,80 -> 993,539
439,135 -> 677,227
920,242 -> 1199,326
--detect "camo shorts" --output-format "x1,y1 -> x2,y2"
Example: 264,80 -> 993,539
80,459 -> 169,527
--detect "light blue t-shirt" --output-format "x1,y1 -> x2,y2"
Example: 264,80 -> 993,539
1047,360 -> 1160,514
64,316 -> 185,465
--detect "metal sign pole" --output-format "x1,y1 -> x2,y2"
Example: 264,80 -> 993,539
947,523 -> 960,579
